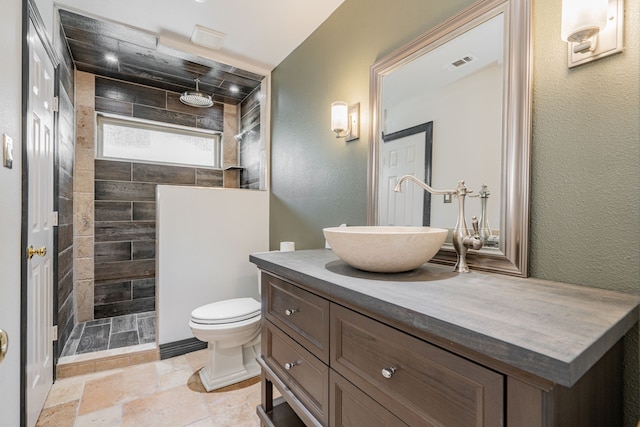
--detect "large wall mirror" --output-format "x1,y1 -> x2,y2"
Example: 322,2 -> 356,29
368,0 -> 531,276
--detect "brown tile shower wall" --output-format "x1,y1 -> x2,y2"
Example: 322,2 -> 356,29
239,86 -> 262,189
91,76 -> 225,319
74,72 -> 96,324
93,160 -> 223,318
56,24 -> 75,357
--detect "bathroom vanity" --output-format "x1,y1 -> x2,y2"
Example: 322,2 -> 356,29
250,249 -> 639,426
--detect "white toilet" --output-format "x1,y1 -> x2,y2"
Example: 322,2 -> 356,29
189,297 -> 261,392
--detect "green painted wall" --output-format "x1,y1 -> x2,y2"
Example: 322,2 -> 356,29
270,0 -> 473,249
270,0 -> 639,424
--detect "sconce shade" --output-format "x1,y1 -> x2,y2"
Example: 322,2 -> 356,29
331,101 -> 349,133
561,0 -> 608,42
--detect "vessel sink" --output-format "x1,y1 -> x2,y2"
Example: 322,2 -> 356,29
323,226 -> 448,273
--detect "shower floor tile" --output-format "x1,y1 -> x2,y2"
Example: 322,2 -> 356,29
61,311 -> 156,357
109,330 -> 140,349
112,314 -> 137,333
76,324 -> 110,354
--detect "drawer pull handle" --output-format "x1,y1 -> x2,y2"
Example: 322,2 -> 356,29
285,309 -> 297,316
284,362 -> 297,370
381,367 -> 396,379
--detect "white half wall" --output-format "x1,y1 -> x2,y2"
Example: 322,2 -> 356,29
157,186 -> 269,345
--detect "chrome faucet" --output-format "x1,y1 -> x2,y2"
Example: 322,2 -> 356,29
393,175 -> 483,273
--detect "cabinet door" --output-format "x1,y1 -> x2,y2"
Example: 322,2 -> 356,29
331,303 -> 503,427
263,273 -> 330,363
330,371 -> 409,427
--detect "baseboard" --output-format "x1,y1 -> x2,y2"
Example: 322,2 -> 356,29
159,338 -> 207,360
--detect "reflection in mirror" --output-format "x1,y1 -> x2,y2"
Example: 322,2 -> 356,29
381,13 -> 503,242
369,0 -> 532,276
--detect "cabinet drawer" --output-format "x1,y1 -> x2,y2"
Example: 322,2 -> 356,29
331,303 -> 503,427
330,371 -> 408,427
263,272 -> 330,363
263,321 -> 329,425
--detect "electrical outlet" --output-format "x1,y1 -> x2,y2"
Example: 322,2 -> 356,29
3,134 -> 14,169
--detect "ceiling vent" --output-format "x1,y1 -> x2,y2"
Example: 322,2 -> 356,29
444,53 -> 479,71
190,25 -> 226,50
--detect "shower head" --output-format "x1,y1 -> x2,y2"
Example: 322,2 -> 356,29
180,78 -> 213,108
234,130 -> 251,142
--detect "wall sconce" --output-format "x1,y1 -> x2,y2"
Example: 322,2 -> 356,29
331,101 -> 359,141
561,0 -> 624,68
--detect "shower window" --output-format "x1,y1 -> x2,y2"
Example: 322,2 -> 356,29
97,114 -> 222,169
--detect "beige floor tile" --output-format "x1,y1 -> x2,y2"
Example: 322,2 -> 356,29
159,367 -> 197,391
203,380 -> 261,427
78,363 -> 158,415
155,354 -> 191,376
185,418 -> 216,427
184,349 -> 208,371
122,384 -> 209,427
61,368 -> 125,385
36,400 -> 78,427
44,380 -> 84,408
74,405 -> 122,427
39,352 -> 265,427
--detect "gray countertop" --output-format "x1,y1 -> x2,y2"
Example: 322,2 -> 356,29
250,249 -> 639,388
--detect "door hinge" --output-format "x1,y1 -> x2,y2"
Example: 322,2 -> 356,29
52,211 -> 58,227
52,96 -> 59,113
51,325 -> 58,341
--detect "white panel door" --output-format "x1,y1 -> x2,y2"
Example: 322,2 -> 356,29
379,133 -> 426,226
26,20 -> 55,427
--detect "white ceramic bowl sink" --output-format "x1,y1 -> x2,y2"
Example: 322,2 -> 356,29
323,226 -> 448,273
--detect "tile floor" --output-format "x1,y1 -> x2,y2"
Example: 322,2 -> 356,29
37,349 -> 262,427
62,312 -> 156,357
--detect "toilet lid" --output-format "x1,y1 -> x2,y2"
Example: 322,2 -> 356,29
190,297 -> 261,325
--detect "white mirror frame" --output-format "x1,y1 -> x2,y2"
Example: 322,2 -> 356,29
368,0 -> 532,277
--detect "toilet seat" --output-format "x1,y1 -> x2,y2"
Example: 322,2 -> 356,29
190,297 -> 260,325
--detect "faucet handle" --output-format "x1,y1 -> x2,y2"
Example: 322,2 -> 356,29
463,216 -> 484,251
471,216 -> 480,236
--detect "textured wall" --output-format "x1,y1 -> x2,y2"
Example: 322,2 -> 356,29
530,0 -> 639,422
270,0 -> 639,424
270,0 -> 472,250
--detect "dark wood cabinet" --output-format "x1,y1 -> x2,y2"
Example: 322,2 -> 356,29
331,303 -> 503,427
330,371 -> 408,427
252,250 -> 638,427
264,273 -> 330,363
259,272 -> 504,426
263,322 -> 329,425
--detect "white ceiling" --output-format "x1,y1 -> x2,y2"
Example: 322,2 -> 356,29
55,0 -> 345,71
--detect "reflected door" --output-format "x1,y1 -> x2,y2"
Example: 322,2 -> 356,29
379,122 -> 433,226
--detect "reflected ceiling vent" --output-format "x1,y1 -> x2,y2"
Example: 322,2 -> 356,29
180,78 -> 213,108
190,25 -> 226,50
444,53 -> 479,71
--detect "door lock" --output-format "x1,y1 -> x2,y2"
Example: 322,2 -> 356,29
0,329 -> 8,364
27,245 -> 47,259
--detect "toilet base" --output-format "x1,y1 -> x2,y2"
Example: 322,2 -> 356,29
199,340 -> 261,392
